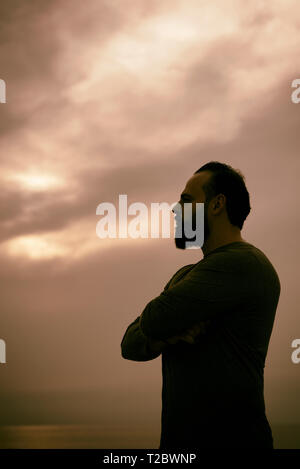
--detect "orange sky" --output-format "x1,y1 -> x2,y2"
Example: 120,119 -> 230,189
0,0 -> 300,434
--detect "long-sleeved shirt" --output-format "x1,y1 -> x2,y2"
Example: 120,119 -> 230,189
120,241 -> 281,448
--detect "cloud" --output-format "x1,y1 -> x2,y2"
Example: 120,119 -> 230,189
0,0 -> 299,428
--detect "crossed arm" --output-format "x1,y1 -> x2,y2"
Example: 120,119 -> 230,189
121,251 -> 247,361
120,314 -> 208,362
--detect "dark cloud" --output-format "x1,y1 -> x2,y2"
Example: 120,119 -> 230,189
1,74 -> 298,243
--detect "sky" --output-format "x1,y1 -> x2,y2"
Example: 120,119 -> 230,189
0,0 -> 300,445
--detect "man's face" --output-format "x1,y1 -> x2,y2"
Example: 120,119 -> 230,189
173,171 -> 212,250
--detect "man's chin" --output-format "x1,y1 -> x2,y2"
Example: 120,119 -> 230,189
174,237 -> 198,250
174,238 -> 186,249
174,236 -> 208,250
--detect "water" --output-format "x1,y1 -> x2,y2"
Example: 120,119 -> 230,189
0,424 -> 158,449
0,424 -> 299,449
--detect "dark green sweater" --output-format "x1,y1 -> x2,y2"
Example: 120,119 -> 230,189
121,241 -> 281,448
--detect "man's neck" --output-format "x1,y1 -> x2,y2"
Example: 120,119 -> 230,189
201,231 -> 246,257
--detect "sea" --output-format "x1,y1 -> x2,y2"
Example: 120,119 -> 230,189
0,423 -> 299,449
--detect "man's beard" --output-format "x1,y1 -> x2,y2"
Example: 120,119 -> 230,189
174,204 -> 210,250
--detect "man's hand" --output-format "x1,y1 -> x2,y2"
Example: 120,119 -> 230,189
164,320 -> 211,345
146,320 -> 211,352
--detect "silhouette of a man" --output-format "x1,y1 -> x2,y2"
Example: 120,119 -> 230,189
121,161 -> 281,449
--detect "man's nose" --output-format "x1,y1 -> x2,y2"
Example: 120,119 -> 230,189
172,202 -> 182,214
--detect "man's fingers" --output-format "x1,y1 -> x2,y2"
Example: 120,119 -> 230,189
186,325 -> 202,336
166,334 -> 195,344
179,334 -> 195,344
165,321 -> 212,345
187,321 -> 211,336
165,335 -> 181,344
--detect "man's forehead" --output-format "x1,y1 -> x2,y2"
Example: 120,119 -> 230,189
183,171 -> 212,197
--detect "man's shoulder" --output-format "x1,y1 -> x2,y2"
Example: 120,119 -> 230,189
171,263 -> 196,281
199,241 -> 279,278
164,264 -> 195,290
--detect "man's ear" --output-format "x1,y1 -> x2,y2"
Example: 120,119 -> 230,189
212,194 -> 225,211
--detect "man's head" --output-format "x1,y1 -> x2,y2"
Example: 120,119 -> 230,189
173,161 -> 251,250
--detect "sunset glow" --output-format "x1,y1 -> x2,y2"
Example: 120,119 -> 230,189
5,172 -> 64,191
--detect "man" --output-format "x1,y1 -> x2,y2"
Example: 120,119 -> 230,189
120,161 -> 281,449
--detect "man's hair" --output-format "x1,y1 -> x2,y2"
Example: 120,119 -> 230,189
194,161 -> 251,230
